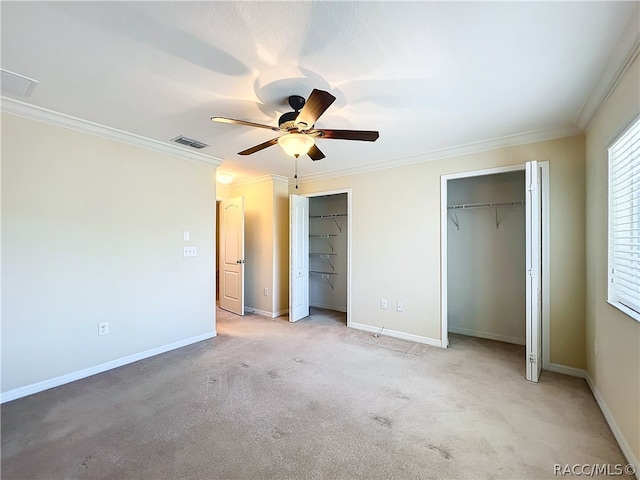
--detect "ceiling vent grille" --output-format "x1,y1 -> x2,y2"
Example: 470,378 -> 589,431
171,135 -> 208,149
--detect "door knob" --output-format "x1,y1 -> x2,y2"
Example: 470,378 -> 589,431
236,259 -> 246,264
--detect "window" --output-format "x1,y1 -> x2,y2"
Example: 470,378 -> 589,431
608,116 -> 640,322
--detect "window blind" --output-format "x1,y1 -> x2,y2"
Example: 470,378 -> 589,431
608,116 -> 640,321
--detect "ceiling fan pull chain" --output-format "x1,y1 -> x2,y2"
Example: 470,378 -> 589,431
294,156 -> 299,189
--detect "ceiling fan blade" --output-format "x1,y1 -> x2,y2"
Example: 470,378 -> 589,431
315,129 -> 379,142
238,137 -> 279,155
307,144 -> 326,161
211,117 -> 281,132
295,89 -> 336,129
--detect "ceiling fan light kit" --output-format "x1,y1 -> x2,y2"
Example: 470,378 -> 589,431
210,89 -> 379,163
277,133 -> 315,157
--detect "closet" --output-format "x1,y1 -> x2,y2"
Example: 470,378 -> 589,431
309,193 -> 347,314
447,171 -> 526,345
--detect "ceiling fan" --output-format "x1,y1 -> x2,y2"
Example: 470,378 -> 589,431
211,89 -> 379,161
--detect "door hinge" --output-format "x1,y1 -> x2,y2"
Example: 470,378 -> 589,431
529,354 -> 536,363
528,183 -> 536,193
528,268 -> 535,277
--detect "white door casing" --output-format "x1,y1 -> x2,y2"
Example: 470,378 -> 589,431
525,161 -> 542,382
220,196 -> 245,315
289,194 -> 309,322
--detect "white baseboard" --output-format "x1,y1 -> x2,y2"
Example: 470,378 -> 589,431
245,307 -> 288,318
310,303 -> 347,313
0,331 -> 217,404
546,363 -> 587,378
350,322 -> 442,347
245,307 -> 271,317
585,373 -> 640,479
448,326 -> 526,345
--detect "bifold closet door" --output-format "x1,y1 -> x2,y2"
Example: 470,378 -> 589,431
525,161 -> 542,383
289,194 -> 309,322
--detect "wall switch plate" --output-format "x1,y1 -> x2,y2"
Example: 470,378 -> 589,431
264,287 -> 269,296
183,231 -> 190,241
381,299 -> 387,309
98,322 -> 109,336
397,301 -> 404,312
183,246 -> 197,257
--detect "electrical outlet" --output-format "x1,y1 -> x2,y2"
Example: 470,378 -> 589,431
381,299 -> 387,309
183,246 -> 197,257
98,322 -> 109,336
264,287 -> 269,296
397,301 -> 404,312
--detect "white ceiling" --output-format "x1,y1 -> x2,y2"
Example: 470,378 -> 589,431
1,1 -> 638,183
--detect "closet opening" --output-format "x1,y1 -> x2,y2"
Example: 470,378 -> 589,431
309,193 -> 348,325
440,162 -> 550,382
289,189 -> 351,327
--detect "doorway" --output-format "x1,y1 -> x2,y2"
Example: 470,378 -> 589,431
289,189 -> 352,326
440,162 -> 550,382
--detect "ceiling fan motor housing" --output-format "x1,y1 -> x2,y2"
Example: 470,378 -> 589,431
278,95 -> 308,131
278,110 -> 299,130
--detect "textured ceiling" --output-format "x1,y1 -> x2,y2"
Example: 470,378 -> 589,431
1,1 -> 637,182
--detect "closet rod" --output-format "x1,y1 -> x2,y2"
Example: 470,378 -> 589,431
447,201 -> 524,210
448,201 -> 524,230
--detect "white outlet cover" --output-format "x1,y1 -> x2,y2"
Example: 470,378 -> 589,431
98,322 -> 109,336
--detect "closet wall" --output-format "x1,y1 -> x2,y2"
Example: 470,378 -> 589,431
309,194 -> 347,312
447,171 -> 526,344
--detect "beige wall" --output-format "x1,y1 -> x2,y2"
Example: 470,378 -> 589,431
296,134 -> 586,368
1,113 -> 218,394
273,178 -> 289,315
222,175 -> 288,316
230,178 -> 275,314
585,54 -> 640,463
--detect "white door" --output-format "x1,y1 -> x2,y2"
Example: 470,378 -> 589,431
289,194 -> 309,322
525,161 -> 542,382
220,196 -> 245,315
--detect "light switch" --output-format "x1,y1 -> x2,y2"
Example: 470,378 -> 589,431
183,231 -> 190,241
183,246 -> 197,257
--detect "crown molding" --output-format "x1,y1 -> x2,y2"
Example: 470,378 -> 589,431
577,6 -> 640,131
297,124 -> 580,185
1,97 -> 223,167
233,174 -> 288,187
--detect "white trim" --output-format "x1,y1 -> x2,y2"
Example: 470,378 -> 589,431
244,307 -> 272,317
234,174 -> 288,187
578,8 -> 640,131
0,331 -> 217,404
310,303 -> 347,313
585,373 -> 640,479
541,161 -> 551,370
244,307 -> 288,318
447,327 -> 525,346
1,97 -> 223,167
298,125 -> 578,184
301,188 -> 353,329
350,322 -> 442,347
546,363 -> 587,378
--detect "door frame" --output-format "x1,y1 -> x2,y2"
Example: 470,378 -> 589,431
296,188 -> 352,327
439,162 -> 550,370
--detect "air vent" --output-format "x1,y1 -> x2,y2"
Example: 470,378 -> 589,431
1,69 -> 38,97
171,135 -> 208,149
